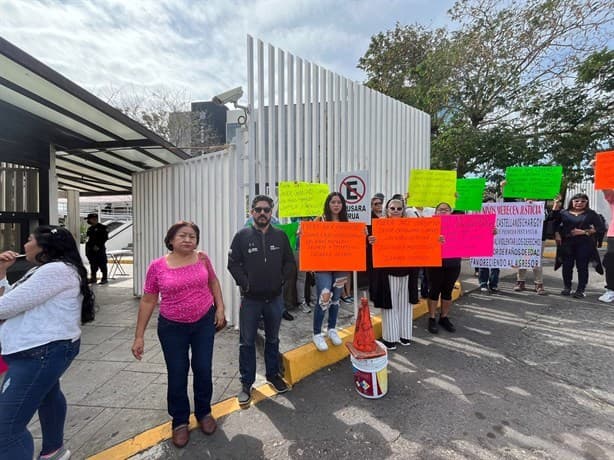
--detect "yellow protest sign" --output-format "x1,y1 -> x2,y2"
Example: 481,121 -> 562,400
278,182 -> 330,217
407,169 -> 457,208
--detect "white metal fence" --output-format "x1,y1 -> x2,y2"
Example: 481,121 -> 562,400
133,147 -> 243,324
246,35 -> 431,201
132,37 -> 432,325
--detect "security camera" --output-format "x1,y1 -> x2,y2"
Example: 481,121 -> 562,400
212,87 -> 243,105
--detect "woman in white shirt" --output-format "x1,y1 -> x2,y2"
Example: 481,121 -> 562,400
0,226 -> 95,460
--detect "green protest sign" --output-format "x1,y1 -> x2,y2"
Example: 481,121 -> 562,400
503,166 -> 563,199
455,178 -> 485,211
273,222 -> 299,250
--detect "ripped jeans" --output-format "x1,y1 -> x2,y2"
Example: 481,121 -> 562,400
313,271 -> 348,335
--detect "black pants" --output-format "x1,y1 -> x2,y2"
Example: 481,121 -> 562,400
561,236 -> 594,291
426,265 -> 461,301
604,237 -> 614,290
87,249 -> 107,280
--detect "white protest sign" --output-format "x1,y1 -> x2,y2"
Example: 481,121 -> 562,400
470,201 -> 544,269
335,170 -> 370,223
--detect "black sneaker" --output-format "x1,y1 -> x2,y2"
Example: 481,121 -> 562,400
438,316 -> 456,333
561,288 -> 571,296
237,384 -> 252,405
98,278 -> 108,285
399,338 -> 412,346
572,290 -> 585,299
380,339 -> 397,350
282,310 -> 294,321
428,318 -> 439,334
266,374 -> 289,393
489,287 -> 499,294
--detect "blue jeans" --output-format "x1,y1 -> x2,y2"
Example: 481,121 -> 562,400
0,339 -> 80,460
313,271 -> 348,335
478,268 -> 500,289
239,296 -> 283,386
157,308 -> 215,429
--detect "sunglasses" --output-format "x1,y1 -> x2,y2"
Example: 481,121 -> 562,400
253,207 -> 272,214
373,201 -> 382,206
388,207 -> 403,211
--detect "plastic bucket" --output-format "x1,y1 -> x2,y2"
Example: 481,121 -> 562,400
350,343 -> 388,399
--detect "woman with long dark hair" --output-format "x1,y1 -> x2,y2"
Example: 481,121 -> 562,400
0,226 -> 95,460
312,192 -> 349,351
554,193 -> 605,298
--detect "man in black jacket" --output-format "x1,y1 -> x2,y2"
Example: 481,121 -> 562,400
228,195 -> 296,406
85,213 -> 109,284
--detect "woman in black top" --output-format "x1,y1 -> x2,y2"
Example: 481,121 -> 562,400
554,193 -> 605,298
426,202 -> 461,334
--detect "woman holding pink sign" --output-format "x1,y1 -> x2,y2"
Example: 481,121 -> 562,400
426,202 -> 462,334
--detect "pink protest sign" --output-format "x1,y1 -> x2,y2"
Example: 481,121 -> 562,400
0,355 -> 7,374
440,214 -> 496,258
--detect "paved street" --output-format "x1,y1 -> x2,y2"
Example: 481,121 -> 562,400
132,256 -> 614,460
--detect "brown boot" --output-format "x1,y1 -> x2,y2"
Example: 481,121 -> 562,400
199,414 -> 217,435
535,283 -> 546,295
172,424 -> 189,448
513,281 -> 526,292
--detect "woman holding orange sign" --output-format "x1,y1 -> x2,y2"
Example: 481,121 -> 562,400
368,196 -> 418,350
311,192 -> 350,352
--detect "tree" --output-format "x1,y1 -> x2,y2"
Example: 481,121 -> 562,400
96,84 -> 193,147
524,49 -> 614,191
358,0 -> 613,187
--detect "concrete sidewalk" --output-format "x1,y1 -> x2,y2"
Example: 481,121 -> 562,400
28,265 -> 358,459
30,250 -> 609,459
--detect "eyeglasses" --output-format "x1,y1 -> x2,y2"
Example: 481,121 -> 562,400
572,199 -> 587,203
253,207 -> 272,214
388,207 -> 403,211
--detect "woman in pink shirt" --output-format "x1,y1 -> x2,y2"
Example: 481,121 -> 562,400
131,221 -> 226,448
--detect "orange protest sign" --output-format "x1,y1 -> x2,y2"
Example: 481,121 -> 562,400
594,150 -> 614,190
299,221 -> 366,271
371,218 -> 442,268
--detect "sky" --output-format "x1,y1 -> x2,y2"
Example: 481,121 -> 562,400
0,0 -> 456,105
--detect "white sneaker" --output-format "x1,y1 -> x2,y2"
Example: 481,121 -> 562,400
598,289 -> 614,303
327,329 -> 343,346
480,287 -> 489,293
298,302 -> 312,313
313,334 -> 328,351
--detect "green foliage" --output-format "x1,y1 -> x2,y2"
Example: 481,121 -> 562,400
358,0 -> 613,189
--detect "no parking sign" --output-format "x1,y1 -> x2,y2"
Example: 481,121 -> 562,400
335,170 -> 370,223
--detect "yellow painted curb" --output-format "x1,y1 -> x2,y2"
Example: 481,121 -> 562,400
282,281 -> 460,385
88,281 -> 462,459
